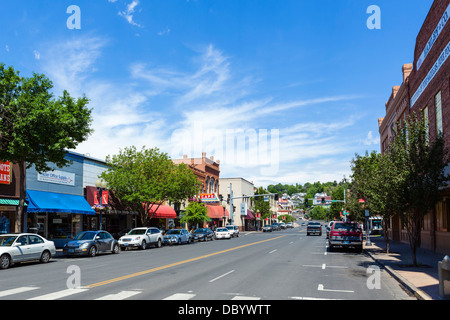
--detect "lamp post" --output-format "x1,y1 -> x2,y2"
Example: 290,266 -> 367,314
95,178 -> 107,230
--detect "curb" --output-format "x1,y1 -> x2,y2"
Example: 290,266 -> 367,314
365,248 -> 433,300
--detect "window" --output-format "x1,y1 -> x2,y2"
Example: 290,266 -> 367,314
435,91 -> 442,134
28,235 -> 44,245
423,106 -> 429,142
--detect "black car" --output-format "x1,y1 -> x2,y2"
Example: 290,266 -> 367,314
63,230 -> 120,257
192,228 -> 215,241
307,223 -> 322,236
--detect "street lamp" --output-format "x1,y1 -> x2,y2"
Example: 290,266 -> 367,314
95,178 -> 107,230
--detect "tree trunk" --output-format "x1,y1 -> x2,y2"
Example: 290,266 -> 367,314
383,219 -> 390,254
15,161 -> 26,233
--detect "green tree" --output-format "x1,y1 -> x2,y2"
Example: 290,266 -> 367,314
100,146 -> 200,227
0,64 -> 93,232
180,200 -> 210,229
254,187 -> 271,222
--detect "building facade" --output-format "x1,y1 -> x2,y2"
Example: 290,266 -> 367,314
378,0 -> 450,254
0,162 -> 24,233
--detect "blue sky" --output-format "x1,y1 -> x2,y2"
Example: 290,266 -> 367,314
0,0 -> 434,187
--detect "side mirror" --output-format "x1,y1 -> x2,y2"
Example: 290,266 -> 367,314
95,236 -> 101,240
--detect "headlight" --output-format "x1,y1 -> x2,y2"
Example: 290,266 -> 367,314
80,243 -> 89,248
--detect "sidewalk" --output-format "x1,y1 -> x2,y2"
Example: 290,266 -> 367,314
364,235 -> 448,300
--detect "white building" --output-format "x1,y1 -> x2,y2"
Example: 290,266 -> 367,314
219,178 -> 254,231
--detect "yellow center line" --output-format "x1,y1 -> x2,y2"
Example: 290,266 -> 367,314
86,235 -> 288,288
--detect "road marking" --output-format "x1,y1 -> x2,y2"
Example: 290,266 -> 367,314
95,290 -> 142,300
86,235 -> 287,288
209,270 -> 235,283
28,288 -> 89,300
163,293 -> 196,300
231,296 -> 261,300
269,249 -> 277,254
317,284 -> 354,293
0,286 -> 39,298
290,296 -> 342,300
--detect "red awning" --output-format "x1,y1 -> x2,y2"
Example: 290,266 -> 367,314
148,205 -> 177,219
206,205 -> 229,219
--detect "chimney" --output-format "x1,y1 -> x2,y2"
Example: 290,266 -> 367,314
402,63 -> 412,82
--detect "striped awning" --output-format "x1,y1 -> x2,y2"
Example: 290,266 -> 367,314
0,198 -> 20,206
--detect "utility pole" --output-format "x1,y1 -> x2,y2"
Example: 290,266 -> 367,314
229,183 -> 234,225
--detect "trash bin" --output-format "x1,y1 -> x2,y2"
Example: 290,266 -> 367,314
439,255 -> 450,299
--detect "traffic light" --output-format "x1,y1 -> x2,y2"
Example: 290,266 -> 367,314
304,198 -> 309,207
321,197 -> 325,204
227,194 -> 230,204
274,194 -> 279,201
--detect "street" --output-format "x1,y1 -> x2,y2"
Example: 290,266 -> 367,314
0,224 -> 413,301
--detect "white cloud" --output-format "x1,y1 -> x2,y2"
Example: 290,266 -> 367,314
362,131 -> 380,146
33,50 -> 40,60
118,0 -> 143,28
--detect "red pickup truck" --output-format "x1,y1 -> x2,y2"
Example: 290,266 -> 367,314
328,221 -> 363,253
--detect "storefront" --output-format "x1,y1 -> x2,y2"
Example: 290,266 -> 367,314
26,189 -> 96,248
206,205 -> 229,229
0,161 -> 24,233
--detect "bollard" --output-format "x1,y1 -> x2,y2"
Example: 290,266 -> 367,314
438,255 -> 450,299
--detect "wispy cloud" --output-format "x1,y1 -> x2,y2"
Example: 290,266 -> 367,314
118,0 -> 143,28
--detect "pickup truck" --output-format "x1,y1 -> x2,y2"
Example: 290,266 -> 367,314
328,221 -> 363,252
306,222 -> 322,236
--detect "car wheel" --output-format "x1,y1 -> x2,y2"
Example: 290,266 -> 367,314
40,250 -> 51,263
156,239 -> 162,248
0,254 -> 11,270
88,246 -> 97,257
112,244 -> 120,254
140,240 -> 147,250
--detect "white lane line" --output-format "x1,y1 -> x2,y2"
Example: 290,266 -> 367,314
163,293 -> 196,300
95,290 -> 142,300
209,270 -> 235,283
269,249 -> 277,254
28,288 -> 89,300
231,296 -> 261,300
0,286 -> 40,298
290,296 -> 342,300
317,284 -> 354,293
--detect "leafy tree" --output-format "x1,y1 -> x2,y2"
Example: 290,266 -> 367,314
100,146 -> 200,227
254,187 -> 271,222
0,64 -> 93,232
180,200 -> 210,230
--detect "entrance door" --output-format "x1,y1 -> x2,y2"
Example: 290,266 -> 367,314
37,215 -> 47,238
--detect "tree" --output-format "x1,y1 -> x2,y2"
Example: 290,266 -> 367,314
180,200 -> 210,230
330,185 -> 344,220
389,113 -> 449,265
100,146 -> 200,227
254,187 -> 271,222
0,64 -> 93,232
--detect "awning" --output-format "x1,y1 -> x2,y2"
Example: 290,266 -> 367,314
245,209 -> 255,220
26,190 -> 96,215
206,205 -> 229,219
148,205 -> 177,219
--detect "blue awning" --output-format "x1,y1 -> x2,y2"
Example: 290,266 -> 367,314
26,190 -> 96,215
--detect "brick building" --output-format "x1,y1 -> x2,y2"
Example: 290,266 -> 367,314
378,0 -> 450,254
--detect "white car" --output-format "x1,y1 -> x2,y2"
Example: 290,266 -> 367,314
118,227 -> 163,250
225,225 -> 239,237
0,233 -> 56,270
215,227 -> 231,239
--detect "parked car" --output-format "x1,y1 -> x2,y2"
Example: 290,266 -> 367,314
0,233 -> 56,270
328,221 -> 363,252
286,222 -> 294,229
307,223 -> 322,236
262,225 -> 273,232
279,222 -> 287,229
326,221 -> 336,239
225,225 -> 239,237
63,230 -> 120,257
163,229 -> 191,245
118,227 -> 163,250
215,227 -> 231,239
192,228 -> 214,241
271,223 -> 281,231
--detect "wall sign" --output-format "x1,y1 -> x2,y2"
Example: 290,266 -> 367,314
37,170 -> 75,186
0,162 -> 11,185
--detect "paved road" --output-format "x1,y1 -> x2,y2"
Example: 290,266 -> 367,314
0,225 -> 413,301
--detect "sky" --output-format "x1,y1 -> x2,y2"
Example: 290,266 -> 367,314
0,0 -> 434,188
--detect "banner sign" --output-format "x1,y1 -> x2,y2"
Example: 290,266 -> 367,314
199,193 -> 219,203
0,162 -> 11,185
37,170 -> 75,186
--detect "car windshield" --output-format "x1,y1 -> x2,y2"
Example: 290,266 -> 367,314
0,235 -> 17,246
334,223 -> 360,231
128,229 -> 146,235
194,229 -> 207,233
167,229 -> 181,235
74,231 -> 97,240
216,228 -> 228,232
225,226 -> 233,230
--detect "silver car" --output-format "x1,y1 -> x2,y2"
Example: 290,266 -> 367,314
0,233 -> 57,270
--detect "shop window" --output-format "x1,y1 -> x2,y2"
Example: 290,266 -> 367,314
435,91 -> 442,134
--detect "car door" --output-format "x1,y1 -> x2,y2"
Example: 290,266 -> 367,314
146,228 -> 155,244
27,234 -> 45,260
12,235 -> 31,262
96,232 -> 110,252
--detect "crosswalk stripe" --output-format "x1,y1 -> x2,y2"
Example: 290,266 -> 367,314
95,290 -> 142,300
231,296 -> 261,300
163,293 -> 196,300
0,287 -> 40,298
27,288 -> 89,300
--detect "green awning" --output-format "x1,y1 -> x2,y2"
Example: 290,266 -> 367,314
0,198 -> 27,206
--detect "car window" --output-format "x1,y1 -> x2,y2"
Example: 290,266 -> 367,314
75,232 -> 96,240
128,229 -> 146,235
28,235 -> 44,244
17,235 -> 28,246
151,229 -> 160,234
0,236 -> 17,247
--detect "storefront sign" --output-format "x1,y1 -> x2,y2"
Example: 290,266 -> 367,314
240,202 -> 247,216
0,161 -> 11,185
411,41 -> 450,108
416,3 -> 449,71
37,170 -> 75,186
199,193 -> 219,203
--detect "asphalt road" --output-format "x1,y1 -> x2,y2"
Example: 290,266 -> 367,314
0,224 -> 413,301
